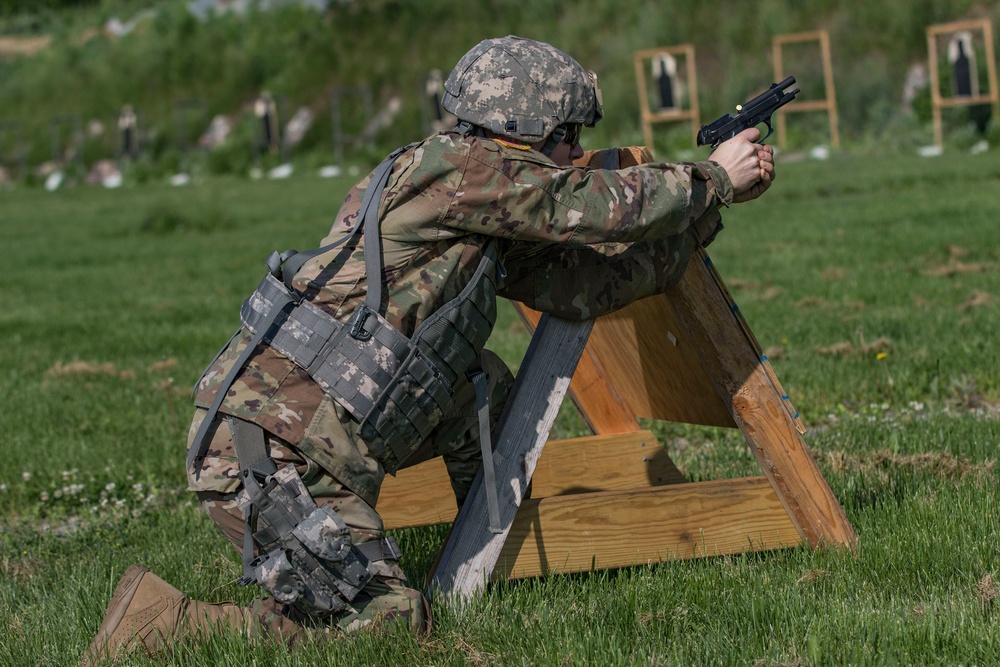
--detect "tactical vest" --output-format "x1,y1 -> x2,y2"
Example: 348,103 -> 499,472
189,145 -> 501,476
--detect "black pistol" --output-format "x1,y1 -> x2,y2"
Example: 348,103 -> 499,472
696,77 -> 799,148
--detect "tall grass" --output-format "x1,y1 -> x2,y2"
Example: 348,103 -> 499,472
1,146 -> 999,665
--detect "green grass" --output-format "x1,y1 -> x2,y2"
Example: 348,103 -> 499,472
1,146 -> 999,665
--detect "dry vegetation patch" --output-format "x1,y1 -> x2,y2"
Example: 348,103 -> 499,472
976,573 -> 997,605
815,336 -> 893,357
819,449 -> 995,484
796,569 -> 830,586
45,360 -> 119,377
957,290 -> 995,312
1,556 -> 43,584
793,296 -> 827,308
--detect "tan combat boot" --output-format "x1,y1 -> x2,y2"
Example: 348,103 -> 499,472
82,564 -> 247,665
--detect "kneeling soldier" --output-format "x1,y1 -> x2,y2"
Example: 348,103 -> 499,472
85,34 -> 773,662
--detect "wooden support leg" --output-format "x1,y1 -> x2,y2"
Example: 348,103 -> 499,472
428,314 -> 594,603
667,252 -> 857,548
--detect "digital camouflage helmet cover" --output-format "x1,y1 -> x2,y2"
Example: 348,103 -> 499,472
442,35 -> 604,143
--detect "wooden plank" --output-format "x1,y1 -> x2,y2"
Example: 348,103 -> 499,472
494,476 -> 802,579
937,95 -> 996,108
773,30 -> 825,45
927,18 -> 994,35
531,431 -> 687,497
820,30 -> 841,149
429,314 -> 594,601
379,457 -> 454,530
782,100 -> 834,113
379,430 -> 687,530
664,251 -> 857,549
585,301 -> 736,427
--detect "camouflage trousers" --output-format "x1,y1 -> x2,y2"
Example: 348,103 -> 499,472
188,350 -> 513,640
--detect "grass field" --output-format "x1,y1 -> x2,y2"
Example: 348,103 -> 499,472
1,146 -> 999,666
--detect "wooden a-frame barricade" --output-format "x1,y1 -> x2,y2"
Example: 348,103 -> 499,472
375,147 -> 857,602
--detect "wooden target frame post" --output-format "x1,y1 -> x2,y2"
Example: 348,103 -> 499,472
331,85 -> 375,166
926,19 -> 1000,148
0,120 -> 26,181
772,31 -> 840,149
633,45 -> 700,152
376,147 -> 856,603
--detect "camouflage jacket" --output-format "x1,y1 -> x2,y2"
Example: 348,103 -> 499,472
190,132 -> 732,488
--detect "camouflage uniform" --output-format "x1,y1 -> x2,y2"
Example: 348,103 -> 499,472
186,128 -> 731,636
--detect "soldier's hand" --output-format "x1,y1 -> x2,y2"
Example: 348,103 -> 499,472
709,128 -> 775,204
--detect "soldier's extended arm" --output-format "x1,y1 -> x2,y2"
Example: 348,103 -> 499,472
450,140 -> 733,246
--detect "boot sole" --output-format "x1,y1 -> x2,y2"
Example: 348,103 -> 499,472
82,565 -> 150,666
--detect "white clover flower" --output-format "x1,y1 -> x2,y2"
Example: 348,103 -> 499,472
105,482 -> 116,492
39,492 -> 49,502
21,471 -> 31,481
0,484 -> 6,492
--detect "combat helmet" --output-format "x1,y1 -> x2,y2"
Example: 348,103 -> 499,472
442,35 -> 603,145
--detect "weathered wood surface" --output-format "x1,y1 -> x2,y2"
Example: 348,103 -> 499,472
665,251 -> 857,548
494,476 -> 802,579
379,430 -> 686,530
429,314 -> 594,602
530,430 -> 686,497
378,458 -> 456,530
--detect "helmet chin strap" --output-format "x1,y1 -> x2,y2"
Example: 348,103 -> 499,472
540,124 -> 569,157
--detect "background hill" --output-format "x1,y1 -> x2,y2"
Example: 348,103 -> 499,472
1,0 -> 999,181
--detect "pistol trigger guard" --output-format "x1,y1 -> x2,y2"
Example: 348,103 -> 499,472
760,120 -> 775,145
